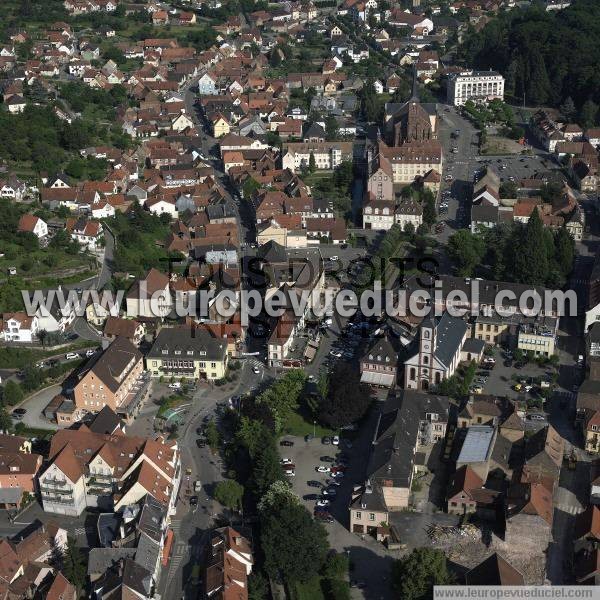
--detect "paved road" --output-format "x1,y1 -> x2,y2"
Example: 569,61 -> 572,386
15,384 -> 62,430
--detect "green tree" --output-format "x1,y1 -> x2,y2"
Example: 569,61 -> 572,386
215,479 -> 244,510
391,548 -> 454,600
560,96 -> 576,121
252,441 -> 283,497
325,115 -> 339,141
580,99 -> 599,128
309,152 -> 316,173
447,230 -> 485,277
260,495 -> 328,583
513,208 -> 548,284
422,194 -> 437,228
499,181 -> 517,198
554,226 -> 574,277
2,380 -> 23,406
319,362 -> 372,428
0,407 -> 12,432
62,537 -> 87,593
248,572 -> 270,600
256,370 -> 306,433
205,419 -> 219,451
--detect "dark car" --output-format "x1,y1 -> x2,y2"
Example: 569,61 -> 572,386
280,440 -> 294,447
190,496 -> 198,506
514,361 -> 526,369
303,493 -> 319,501
320,456 -> 335,462
315,514 -> 334,523
202,415 -> 210,423
304,434 -> 313,442
12,408 -> 26,416
307,480 -> 322,488
504,359 -> 513,367
322,436 -> 331,445
196,427 -> 204,436
196,439 -> 206,448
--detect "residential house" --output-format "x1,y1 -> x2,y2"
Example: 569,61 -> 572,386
103,316 -> 146,346
0,433 -> 43,509
17,214 -> 48,238
0,312 -> 38,343
125,268 -> 173,319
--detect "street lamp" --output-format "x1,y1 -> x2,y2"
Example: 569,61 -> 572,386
313,420 -> 316,438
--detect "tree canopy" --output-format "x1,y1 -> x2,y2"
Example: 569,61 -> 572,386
460,0 -> 600,119
391,548 -> 454,600
260,491 -> 328,583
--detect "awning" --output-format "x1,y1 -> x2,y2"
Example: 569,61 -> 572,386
162,528 -> 174,566
360,371 -> 395,387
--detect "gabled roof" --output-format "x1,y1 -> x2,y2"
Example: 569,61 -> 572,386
466,553 -> 525,586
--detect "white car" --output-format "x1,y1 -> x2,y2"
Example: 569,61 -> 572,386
253,367 -> 260,374
329,350 -> 342,358
308,375 -> 315,382
333,471 -> 345,478
323,488 -> 337,496
316,466 -> 331,473
332,436 -> 340,446
169,382 -> 182,390
330,256 -> 339,261
284,470 -> 296,477
65,352 -> 80,360
281,458 -> 293,465
316,499 -> 331,507
85,349 -> 96,357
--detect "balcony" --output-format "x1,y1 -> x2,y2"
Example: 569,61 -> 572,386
86,477 -> 113,488
41,482 -> 72,493
117,372 -> 152,418
43,495 -> 75,505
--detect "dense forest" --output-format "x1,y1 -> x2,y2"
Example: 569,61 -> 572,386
459,0 -> 600,125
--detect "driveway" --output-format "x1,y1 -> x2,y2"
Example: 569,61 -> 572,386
14,384 -> 61,430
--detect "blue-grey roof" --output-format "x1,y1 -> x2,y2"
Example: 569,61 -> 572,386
434,313 -> 468,367
457,425 -> 496,464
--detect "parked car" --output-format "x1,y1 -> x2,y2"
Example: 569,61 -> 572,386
323,488 -> 337,496
281,458 -> 293,465
284,470 -> 296,477
322,436 -> 331,445
280,440 -> 294,447
316,466 -> 331,473
168,382 -> 182,390
196,439 -> 205,448
332,435 -> 340,446
85,349 -> 96,357
303,494 -> 319,501
65,352 -> 80,360
316,499 -> 330,507
307,480 -> 322,488
320,456 -> 335,462
315,514 -> 334,524
189,496 -> 198,507
252,367 -> 260,374
12,408 -> 26,417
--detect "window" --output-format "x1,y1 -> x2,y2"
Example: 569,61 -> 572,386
355,512 -> 361,520
369,513 -> 375,521
409,367 -> 416,380
423,355 -> 429,365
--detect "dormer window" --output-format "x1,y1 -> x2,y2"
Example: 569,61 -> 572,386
175,350 -> 181,355
187,350 -> 194,356
162,349 -> 168,355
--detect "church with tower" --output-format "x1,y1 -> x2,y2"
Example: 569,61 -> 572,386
404,313 -> 484,390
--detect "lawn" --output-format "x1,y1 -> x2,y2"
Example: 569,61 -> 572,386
291,576 -> 325,600
282,408 -> 336,438
13,423 -> 55,441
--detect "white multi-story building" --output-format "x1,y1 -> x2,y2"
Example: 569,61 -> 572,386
448,71 -> 505,107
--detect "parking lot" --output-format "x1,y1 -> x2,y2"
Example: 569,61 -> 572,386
279,433 -> 355,525
473,154 -> 559,184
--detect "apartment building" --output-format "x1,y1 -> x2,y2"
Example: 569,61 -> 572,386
516,317 -> 558,357
447,70 -> 505,106
146,325 -> 228,381
38,422 -> 180,516
73,336 -> 148,423
281,141 -> 353,173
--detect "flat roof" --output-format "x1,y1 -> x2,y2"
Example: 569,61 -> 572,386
457,425 -> 496,464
